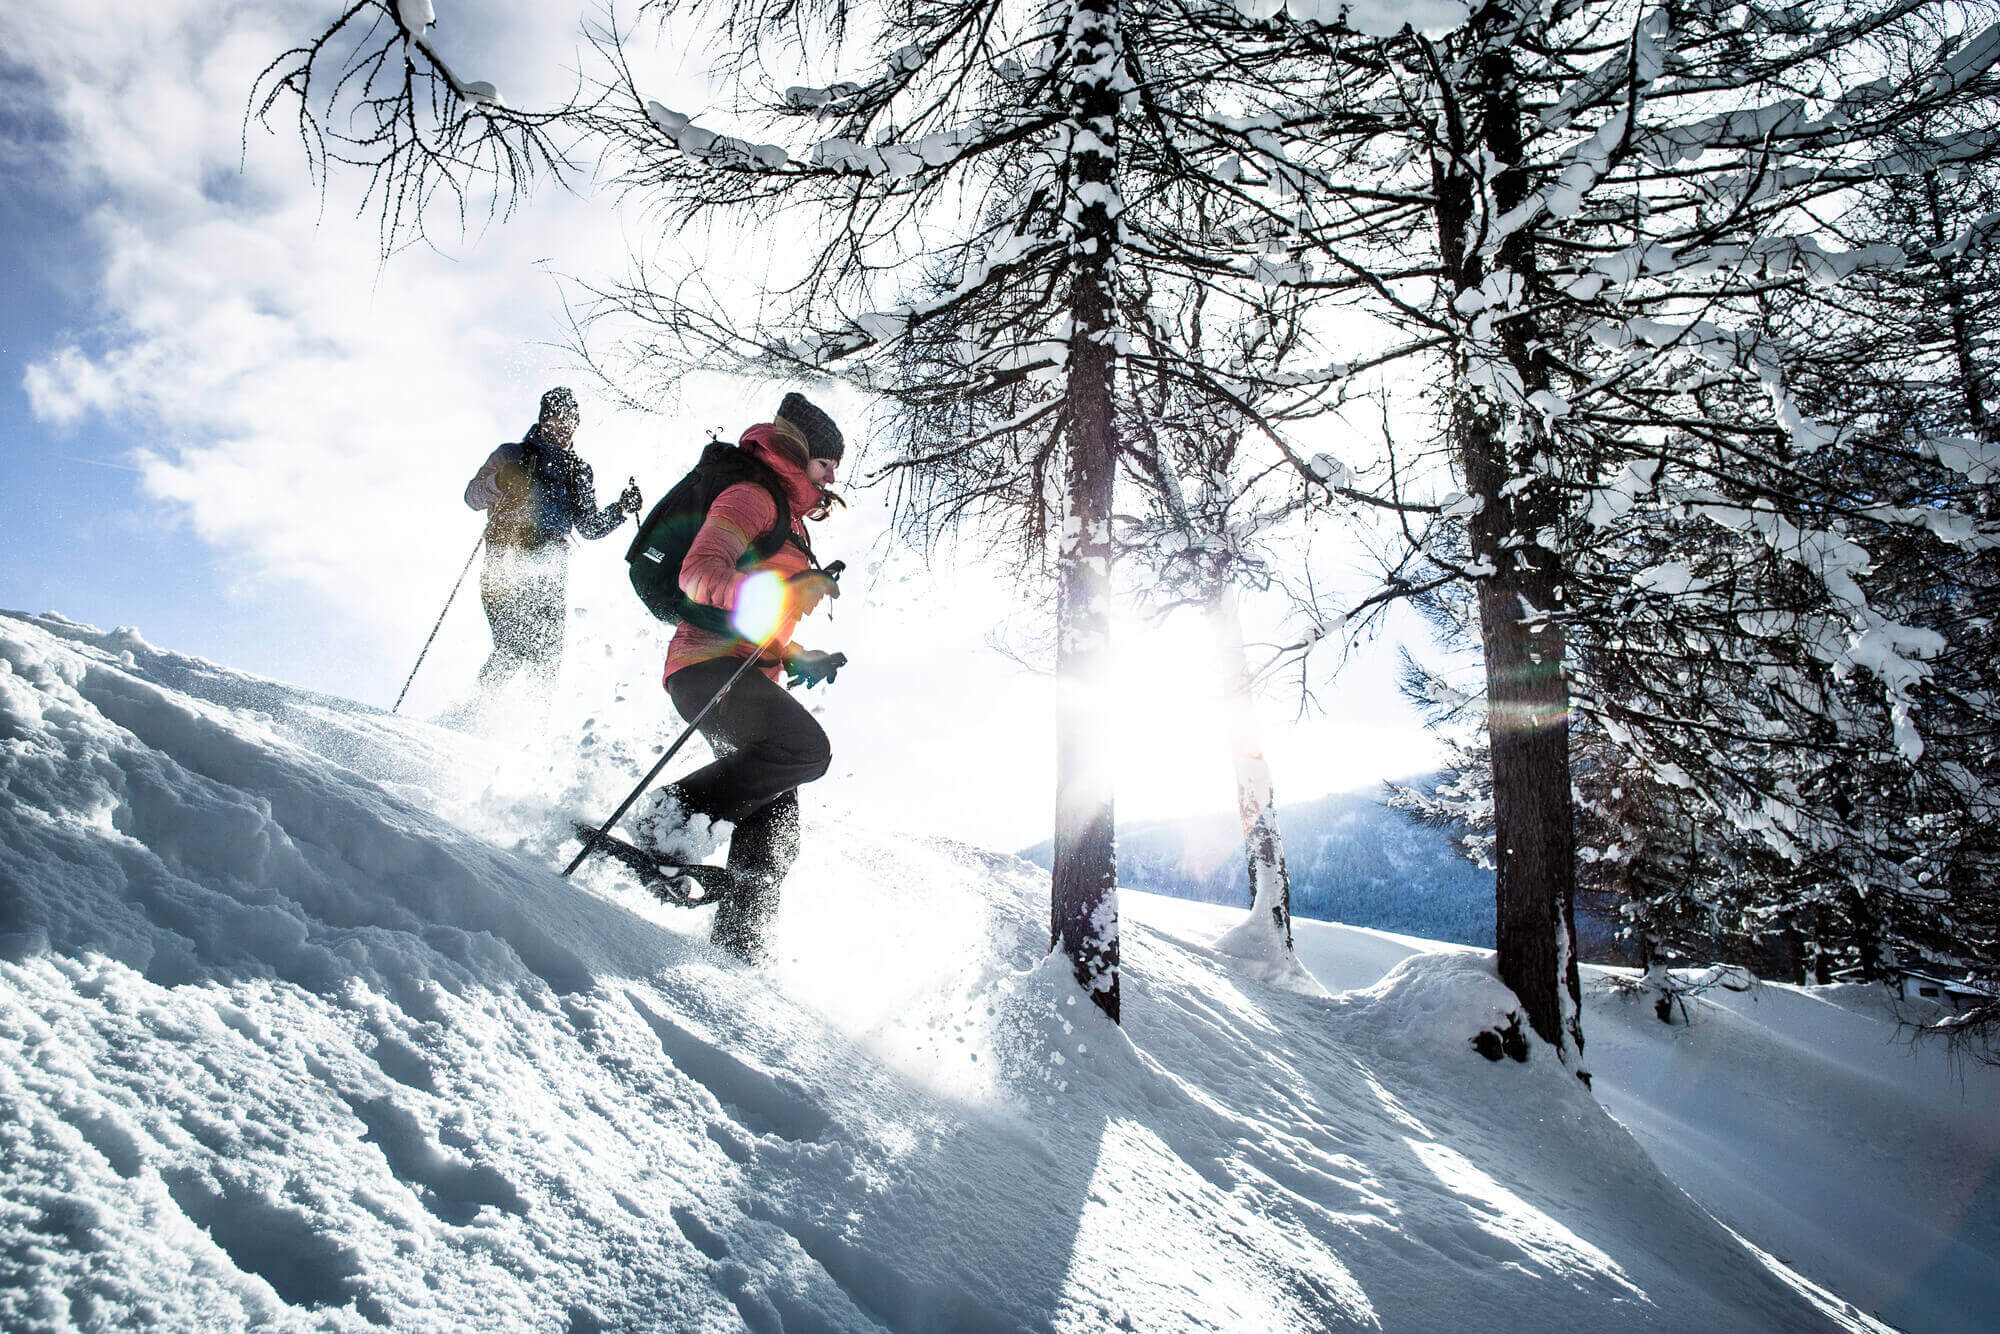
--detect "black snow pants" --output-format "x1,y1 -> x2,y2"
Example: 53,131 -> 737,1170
664,658 -> 832,961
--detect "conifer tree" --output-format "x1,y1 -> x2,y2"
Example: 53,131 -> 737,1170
1302,0 -> 2000,1061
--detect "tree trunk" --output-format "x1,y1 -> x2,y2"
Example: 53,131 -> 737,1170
1464,424 -> 1582,1052
1434,19 -> 1583,1057
1209,587 -> 1293,956
1923,171 -> 1995,442
1050,0 -> 1121,1021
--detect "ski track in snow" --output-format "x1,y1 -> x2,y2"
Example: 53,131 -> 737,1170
1,609 -> 1993,1331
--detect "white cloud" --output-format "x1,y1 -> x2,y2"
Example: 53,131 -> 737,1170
22,347 -> 114,427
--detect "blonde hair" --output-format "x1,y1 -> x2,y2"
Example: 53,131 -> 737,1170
769,417 -> 811,465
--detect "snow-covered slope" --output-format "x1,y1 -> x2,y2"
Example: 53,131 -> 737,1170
3,609 -> 1992,1331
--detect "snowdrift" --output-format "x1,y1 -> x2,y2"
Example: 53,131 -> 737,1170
1,609 -> 1987,1331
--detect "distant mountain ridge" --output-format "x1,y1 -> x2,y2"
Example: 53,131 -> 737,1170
1021,780 -> 1497,948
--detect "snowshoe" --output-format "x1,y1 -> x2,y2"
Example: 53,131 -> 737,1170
569,821 -> 733,907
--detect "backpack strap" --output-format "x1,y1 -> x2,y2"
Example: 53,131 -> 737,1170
732,448 -> 794,561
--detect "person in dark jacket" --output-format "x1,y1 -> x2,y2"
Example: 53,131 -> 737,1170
464,387 -> 641,695
639,391 -> 846,964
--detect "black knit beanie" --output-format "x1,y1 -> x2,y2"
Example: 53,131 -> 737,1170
539,386 -> 580,424
777,392 -> 844,462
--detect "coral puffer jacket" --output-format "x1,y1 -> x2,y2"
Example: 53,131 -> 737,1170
664,424 -> 825,683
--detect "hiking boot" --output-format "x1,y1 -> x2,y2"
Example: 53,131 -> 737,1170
711,886 -> 772,966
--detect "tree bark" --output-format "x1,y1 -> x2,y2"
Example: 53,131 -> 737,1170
1923,171 -> 1995,442
1470,525 -> 1581,1050
1051,0 -> 1121,1021
1210,588 -> 1293,953
1434,16 -> 1583,1056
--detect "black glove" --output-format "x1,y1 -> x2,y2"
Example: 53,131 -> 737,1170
786,568 -> 842,617
784,648 -> 846,689
618,479 -> 643,517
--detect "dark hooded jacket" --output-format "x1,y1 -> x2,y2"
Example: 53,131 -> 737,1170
465,425 -> 627,552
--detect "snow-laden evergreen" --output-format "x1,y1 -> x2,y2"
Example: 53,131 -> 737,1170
4,608 -> 1995,1331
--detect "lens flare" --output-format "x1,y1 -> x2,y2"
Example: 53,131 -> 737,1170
732,571 -> 786,642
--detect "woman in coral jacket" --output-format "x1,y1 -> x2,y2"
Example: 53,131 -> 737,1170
642,392 -> 847,963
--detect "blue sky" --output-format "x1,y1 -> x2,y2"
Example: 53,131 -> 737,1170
0,0 -> 1446,852
2,178 -> 344,693
2,51 -> 334,685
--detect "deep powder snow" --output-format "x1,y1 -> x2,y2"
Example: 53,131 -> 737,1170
2,609 -> 1995,1331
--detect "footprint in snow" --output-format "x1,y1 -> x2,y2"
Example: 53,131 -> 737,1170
627,994 -> 833,1143
342,1092 -> 528,1226
161,1166 -> 383,1323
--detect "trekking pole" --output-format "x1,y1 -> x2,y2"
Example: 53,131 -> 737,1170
564,636 -> 774,877
393,535 -> 483,714
565,560 -> 842,877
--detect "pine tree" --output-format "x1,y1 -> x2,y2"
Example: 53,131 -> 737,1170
1117,299 -> 1323,967
1301,0 -> 2000,1062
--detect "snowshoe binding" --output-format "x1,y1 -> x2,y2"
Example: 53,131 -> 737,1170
569,820 -> 733,907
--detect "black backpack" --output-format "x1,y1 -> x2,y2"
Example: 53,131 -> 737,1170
626,442 -> 801,633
